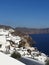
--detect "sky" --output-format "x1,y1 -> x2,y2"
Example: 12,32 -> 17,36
0,0 -> 49,28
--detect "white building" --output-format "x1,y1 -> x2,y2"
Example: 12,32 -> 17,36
11,36 -> 21,47
31,51 -> 47,63
9,29 -> 14,32
0,36 -> 6,51
0,29 -> 21,53
0,29 -> 9,36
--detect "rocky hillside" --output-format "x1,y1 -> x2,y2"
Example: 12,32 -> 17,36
0,25 -> 14,30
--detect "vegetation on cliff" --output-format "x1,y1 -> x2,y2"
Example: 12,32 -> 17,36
11,52 -> 21,59
45,59 -> 49,65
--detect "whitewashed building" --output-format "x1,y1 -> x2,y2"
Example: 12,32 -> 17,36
11,36 -> 21,47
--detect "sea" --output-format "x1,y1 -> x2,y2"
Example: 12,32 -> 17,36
30,34 -> 49,56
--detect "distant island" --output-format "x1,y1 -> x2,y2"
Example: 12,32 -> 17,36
15,27 -> 49,34
0,25 -> 49,34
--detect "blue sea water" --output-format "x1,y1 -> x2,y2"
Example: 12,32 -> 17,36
30,34 -> 49,56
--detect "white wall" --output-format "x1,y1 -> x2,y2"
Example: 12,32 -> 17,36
0,36 -> 6,44
0,52 -> 26,65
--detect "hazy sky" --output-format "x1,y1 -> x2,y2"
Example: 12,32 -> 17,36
0,0 -> 49,28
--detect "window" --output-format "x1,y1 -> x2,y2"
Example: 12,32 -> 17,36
0,44 -> 2,48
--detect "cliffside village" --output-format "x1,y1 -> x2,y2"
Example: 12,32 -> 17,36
0,28 -> 48,64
